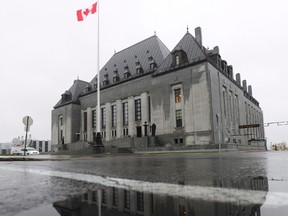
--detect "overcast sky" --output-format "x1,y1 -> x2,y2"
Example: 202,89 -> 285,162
0,0 -> 287,146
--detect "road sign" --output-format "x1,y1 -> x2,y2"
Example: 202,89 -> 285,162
23,116 -> 33,126
239,124 -> 260,129
22,116 -> 33,156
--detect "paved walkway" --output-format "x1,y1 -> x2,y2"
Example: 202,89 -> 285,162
0,154 -> 72,161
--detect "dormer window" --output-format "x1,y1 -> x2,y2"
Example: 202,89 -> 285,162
93,79 -> 97,89
123,65 -> 131,79
113,68 -> 120,83
103,73 -> 110,86
149,56 -> 157,71
135,60 -> 144,75
171,50 -> 188,67
136,66 -> 144,75
85,84 -> 91,92
124,71 -> 131,79
61,90 -> 72,103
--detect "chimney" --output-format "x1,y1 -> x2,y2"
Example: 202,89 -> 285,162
242,80 -> 247,92
228,65 -> 233,79
221,60 -> 227,74
213,46 -> 219,54
195,27 -> 202,47
248,85 -> 253,96
236,73 -> 241,86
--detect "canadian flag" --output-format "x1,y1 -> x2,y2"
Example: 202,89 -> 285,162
76,2 -> 97,21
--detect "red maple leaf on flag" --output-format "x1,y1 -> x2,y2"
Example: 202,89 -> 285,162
77,2 -> 97,21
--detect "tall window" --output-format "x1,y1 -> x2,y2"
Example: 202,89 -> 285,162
45,141 -> 48,152
112,187 -> 118,207
59,115 -> 63,126
135,99 -> 141,121
92,110 -> 96,128
176,55 -> 180,65
124,190 -> 131,209
176,110 -> 182,127
102,190 -> 107,204
101,108 -> 106,129
111,105 -> 117,128
137,192 -> 144,212
83,112 -> 87,132
123,102 -> 128,126
175,88 -> 181,103
223,87 -> 227,118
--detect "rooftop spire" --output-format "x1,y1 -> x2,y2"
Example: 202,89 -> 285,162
187,25 -> 189,33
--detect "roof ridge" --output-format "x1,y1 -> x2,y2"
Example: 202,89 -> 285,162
114,35 -> 158,56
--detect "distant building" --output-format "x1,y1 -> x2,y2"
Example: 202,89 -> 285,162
30,140 -> 51,153
51,27 -> 265,152
0,143 -> 12,155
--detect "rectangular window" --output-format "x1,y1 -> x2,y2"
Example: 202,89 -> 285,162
176,55 -> 180,65
148,96 -> 151,122
137,192 -> 144,212
101,108 -> 106,129
176,110 -> 182,127
59,115 -> 63,126
123,128 -> 129,136
223,87 -> 227,118
102,190 -> 107,204
92,110 -> 96,128
111,129 -> 117,138
135,99 -> 141,121
84,112 -> 88,132
39,141 -> 42,152
45,141 -> 48,152
92,191 -> 97,202
33,141 -> 36,149
111,105 -> 117,128
175,88 -> 181,103
124,190 -> 131,209
112,187 -> 118,206
123,102 -> 128,126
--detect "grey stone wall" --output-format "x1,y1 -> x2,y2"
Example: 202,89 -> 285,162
151,63 -> 213,145
51,103 -> 81,146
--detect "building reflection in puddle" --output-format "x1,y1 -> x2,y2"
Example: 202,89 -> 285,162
53,176 -> 268,216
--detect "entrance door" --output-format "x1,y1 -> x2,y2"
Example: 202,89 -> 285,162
136,126 -> 142,137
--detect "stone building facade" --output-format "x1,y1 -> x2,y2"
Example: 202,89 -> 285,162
51,27 -> 265,152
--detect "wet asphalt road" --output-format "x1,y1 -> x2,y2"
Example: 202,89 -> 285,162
0,151 -> 287,216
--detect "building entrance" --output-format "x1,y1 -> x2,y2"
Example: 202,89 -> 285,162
136,126 -> 142,137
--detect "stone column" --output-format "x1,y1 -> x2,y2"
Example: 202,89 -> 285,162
128,96 -> 135,136
87,107 -> 92,142
141,92 -> 149,135
105,102 -> 111,141
116,99 -> 123,138
81,109 -> 84,140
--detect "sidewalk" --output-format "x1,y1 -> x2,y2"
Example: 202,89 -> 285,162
0,154 -> 72,161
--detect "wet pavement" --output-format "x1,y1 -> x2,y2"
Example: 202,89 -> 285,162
0,151 -> 287,215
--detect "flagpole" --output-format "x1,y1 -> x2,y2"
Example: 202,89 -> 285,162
95,0 -> 103,150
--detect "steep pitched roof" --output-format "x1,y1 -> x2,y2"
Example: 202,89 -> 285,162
154,32 -> 207,75
54,79 -> 89,108
89,35 -> 170,87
